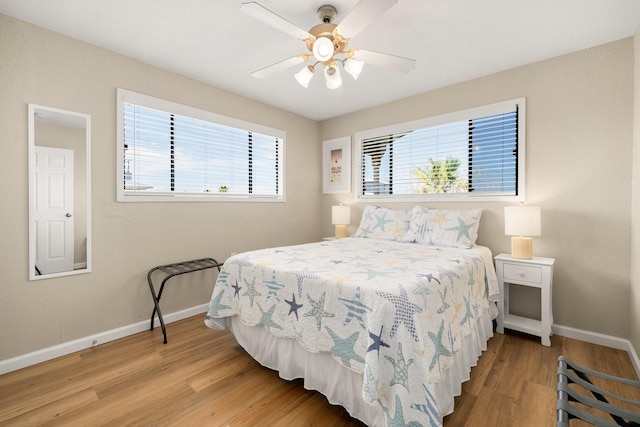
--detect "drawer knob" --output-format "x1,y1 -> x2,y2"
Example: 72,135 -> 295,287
517,270 -> 525,276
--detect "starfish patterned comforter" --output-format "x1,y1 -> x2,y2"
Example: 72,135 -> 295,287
205,237 -> 499,426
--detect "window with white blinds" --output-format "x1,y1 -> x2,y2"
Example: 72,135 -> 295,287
116,89 -> 285,202
355,98 -> 525,202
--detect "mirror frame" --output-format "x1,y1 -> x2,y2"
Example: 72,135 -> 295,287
28,104 -> 92,281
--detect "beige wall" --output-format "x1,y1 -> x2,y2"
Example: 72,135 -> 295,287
320,38 -> 635,339
631,29 -> 640,356
1,12 -> 637,363
0,15 -> 321,361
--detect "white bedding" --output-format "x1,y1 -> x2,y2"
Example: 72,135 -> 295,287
205,237 -> 499,426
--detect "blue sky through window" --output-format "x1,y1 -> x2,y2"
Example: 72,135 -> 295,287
124,104 -> 280,195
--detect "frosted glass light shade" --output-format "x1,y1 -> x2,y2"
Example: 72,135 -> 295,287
324,65 -> 342,89
312,37 -> 334,62
343,58 -> 364,80
294,65 -> 314,88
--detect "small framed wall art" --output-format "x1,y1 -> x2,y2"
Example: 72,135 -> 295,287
322,136 -> 351,194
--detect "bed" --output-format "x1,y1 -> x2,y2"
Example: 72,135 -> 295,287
205,205 -> 500,426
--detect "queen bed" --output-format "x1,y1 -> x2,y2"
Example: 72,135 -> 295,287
205,206 -> 500,426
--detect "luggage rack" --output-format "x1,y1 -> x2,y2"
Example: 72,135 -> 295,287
147,257 -> 222,343
557,355 -> 640,426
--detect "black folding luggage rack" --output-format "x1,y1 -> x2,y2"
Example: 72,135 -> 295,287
147,258 -> 222,343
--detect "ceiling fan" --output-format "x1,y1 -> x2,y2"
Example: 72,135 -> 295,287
240,0 -> 416,89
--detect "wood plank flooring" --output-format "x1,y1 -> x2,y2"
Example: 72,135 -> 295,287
0,315 -> 638,426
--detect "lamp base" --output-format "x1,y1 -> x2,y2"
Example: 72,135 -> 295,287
511,236 -> 533,259
335,225 -> 347,239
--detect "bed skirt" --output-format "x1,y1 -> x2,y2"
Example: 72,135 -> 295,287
228,306 -> 495,426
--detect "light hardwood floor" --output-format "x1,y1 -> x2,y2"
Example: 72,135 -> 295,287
0,315 -> 638,426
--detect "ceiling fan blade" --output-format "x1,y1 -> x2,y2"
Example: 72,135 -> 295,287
335,0 -> 398,39
250,55 -> 306,79
240,2 -> 313,41
351,49 -> 416,73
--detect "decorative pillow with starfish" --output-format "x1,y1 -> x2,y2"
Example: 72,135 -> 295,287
404,206 -> 482,248
352,205 -> 411,241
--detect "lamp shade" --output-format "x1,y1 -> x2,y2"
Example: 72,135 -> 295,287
504,206 -> 541,236
332,205 -> 351,225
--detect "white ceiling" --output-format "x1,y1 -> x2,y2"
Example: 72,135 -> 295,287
2,0 -> 640,121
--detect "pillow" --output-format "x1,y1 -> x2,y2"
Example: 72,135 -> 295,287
404,206 -> 482,248
352,205 -> 411,241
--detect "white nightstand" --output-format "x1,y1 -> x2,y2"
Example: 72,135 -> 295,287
494,253 -> 555,346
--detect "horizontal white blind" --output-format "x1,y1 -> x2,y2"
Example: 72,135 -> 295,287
359,102 -> 519,198
122,102 -> 282,198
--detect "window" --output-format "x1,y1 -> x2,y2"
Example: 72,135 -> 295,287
116,89 -> 285,202
356,98 -> 525,202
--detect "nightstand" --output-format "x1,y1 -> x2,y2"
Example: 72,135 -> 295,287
494,253 -> 555,346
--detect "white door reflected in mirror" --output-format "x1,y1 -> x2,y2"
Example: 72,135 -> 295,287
34,146 -> 75,274
28,104 -> 91,280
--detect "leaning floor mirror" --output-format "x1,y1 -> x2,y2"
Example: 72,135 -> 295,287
28,104 -> 92,280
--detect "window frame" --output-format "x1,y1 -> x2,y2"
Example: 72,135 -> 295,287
355,98 -> 525,203
116,89 -> 286,202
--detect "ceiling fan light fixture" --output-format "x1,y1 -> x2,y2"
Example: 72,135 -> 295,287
241,2 -> 417,91
343,58 -> 364,80
312,37 -> 335,62
324,64 -> 342,89
294,65 -> 315,88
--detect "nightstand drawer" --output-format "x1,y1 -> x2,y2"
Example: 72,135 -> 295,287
503,263 -> 542,284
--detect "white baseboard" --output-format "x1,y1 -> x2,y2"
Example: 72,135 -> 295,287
0,304 -> 209,375
3,313 -> 639,379
553,324 -> 640,378
73,262 -> 87,270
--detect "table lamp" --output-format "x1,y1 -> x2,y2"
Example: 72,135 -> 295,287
504,206 -> 541,259
332,205 -> 350,239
